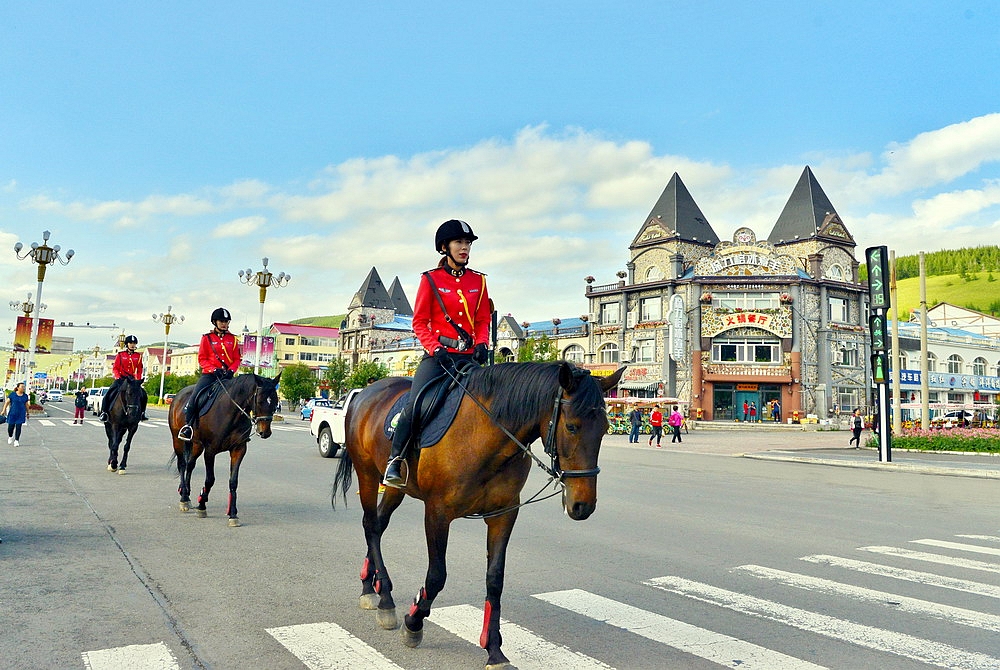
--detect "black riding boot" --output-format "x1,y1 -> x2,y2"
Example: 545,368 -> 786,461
383,410 -> 413,488
178,405 -> 197,441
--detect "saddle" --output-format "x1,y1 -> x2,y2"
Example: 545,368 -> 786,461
191,379 -> 228,419
382,363 -> 473,449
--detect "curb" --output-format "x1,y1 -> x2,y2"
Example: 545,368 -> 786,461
742,452 -> 1000,479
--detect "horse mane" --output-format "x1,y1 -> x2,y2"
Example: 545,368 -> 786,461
464,362 -> 606,430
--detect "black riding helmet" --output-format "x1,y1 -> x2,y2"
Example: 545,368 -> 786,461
124,335 -> 138,345
435,219 -> 478,253
211,307 -> 232,323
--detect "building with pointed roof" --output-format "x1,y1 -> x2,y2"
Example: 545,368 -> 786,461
340,267 -> 418,369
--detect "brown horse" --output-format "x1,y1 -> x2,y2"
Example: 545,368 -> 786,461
333,361 -> 624,669
168,372 -> 281,527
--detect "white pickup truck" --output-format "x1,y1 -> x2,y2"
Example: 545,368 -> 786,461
310,388 -> 362,458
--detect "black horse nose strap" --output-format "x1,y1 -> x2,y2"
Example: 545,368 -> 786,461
545,395 -> 600,480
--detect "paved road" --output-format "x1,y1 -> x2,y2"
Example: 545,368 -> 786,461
2,404 -> 999,669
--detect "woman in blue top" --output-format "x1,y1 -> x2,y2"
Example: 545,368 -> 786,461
3,382 -> 29,447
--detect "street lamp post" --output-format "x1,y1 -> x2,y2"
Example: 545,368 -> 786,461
8,292 -> 47,386
238,258 -> 290,375
152,306 -> 184,404
13,231 -> 74,393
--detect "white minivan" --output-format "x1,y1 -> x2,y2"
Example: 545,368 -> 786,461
87,387 -> 109,414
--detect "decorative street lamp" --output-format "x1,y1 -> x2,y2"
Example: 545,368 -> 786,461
9,292 -> 47,318
13,231 -> 74,393
238,257 -> 290,375
152,306 -> 184,405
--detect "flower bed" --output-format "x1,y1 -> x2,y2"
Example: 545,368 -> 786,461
867,427 -> 1000,453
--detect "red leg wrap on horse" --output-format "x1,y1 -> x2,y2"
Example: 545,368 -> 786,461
480,600 -> 492,649
360,558 -> 371,581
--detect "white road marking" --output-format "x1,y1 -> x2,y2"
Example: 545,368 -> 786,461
38,419 -> 55,426
802,554 -> 1000,599
913,538 -> 1000,556
956,534 -> 1000,543
266,622 -> 403,670
646,576 -> 1000,670
534,589 -> 825,670
432,603 -> 615,670
858,546 -> 1000,574
737,564 -> 1000,632
82,642 -> 180,669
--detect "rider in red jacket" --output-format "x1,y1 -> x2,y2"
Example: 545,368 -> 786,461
100,335 -> 149,421
383,219 -> 492,488
178,308 -> 242,441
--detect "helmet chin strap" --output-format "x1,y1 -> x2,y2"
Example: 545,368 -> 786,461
442,247 -> 468,270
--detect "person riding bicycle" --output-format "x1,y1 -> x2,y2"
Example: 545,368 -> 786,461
382,219 -> 492,488
100,335 -> 149,422
177,308 -> 242,441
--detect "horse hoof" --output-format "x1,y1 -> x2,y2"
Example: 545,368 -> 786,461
107,464 -> 116,472
228,517 -> 240,527
359,593 -> 380,610
196,509 -> 207,518
376,607 -> 398,630
117,468 -> 126,476
485,663 -> 516,670
400,623 -> 422,647
179,502 -> 189,513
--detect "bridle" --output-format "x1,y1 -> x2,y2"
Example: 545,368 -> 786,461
221,378 -> 275,438
543,392 -> 601,479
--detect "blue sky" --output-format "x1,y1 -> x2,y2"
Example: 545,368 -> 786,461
1,2 -> 998,350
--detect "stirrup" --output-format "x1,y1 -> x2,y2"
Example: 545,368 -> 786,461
98,412 -> 109,422
141,413 -> 149,421
382,457 -> 406,488
177,424 -> 194,441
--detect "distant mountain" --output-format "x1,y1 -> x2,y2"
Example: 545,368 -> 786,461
291,314 -> 347,328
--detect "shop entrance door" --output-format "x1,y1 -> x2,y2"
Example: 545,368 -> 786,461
735,390 -> 758,422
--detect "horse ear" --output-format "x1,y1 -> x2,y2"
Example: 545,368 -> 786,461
598,366 -> 626,394
272,371 -> 282,384
558,362 -> 578,393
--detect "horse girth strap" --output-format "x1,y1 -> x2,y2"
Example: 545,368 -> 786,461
544,393 -> 600,481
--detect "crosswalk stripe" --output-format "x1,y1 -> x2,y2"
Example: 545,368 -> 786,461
266,622 -> 403,670
913,538 -> 1000,556
736,564 -> 1000,632
859,546 -> 1000,574
534,589 -> 825,670
646,576 -> 1000,670
802,554 -> 1000,599
956,534 -> 1000,543
81,641 -> 180,669
432,603 -> 613,669
38,419 -> 55,426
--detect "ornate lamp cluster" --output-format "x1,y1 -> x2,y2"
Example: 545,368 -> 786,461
239,257 -> 291,374
153,306 -> 185,404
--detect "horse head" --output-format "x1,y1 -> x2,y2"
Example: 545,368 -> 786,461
552,363 -> 625,521
250,371 -> 282,438
120,378 -> 145,421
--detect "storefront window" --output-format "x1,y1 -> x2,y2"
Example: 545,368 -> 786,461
835,387 -> 861,413
712,338 -> 780,364
947,392 -> 965,404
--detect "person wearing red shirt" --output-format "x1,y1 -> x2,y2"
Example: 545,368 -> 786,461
177,308 -> 242,441
100,335 -> 149,421
648,404 -> 664,448
383,219 -> 492,488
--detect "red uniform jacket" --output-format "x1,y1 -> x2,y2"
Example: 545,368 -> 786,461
412,266 -> 490,355
113,350 -> 144,380
198,331 -> 242,374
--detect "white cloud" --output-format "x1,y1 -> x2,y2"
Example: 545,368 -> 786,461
213,216 -> 266,238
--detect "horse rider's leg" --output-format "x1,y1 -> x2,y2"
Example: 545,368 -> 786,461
197,451 -> 217,517
382,407 -> 414,487
225,444 -> 247,526
480,510 -> 519,668
401,507 -> 452,648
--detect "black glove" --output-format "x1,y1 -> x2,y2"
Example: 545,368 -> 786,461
472,343 -> 489,365
433,347 -> 454,369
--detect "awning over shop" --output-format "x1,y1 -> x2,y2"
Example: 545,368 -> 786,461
618,381 -> 660,392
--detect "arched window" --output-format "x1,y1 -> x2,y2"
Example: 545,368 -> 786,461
645,266 -> 664,282
947,354 -> 963,374
972,357 -> 987,376
599,343 -> 619,364
563,344 -> 585,363
927,352 -> 937,372
826,264 -> 845,281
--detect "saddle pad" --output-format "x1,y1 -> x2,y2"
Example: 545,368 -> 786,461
382,385 -> 465,449
194,382 -> 226,419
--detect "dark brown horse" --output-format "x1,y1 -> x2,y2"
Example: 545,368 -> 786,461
168,372 -> 281,527
104,377 -> 144,474
333,361 -> 624,669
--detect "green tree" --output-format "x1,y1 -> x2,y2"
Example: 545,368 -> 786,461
323,358 -> 351,398
346,360 -> 389,390
517,335 -> 559,362
143,373 -> 200,402
279,363 -> 318,407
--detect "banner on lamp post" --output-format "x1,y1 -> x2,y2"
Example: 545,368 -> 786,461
240,335 -> 275,369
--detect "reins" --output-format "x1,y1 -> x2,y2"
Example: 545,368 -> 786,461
217,377 -> 273,440
437,363 -> 601,519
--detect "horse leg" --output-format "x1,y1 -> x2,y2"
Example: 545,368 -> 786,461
196,451 -> 217,518
106,425 -> 118,472
117,425 -> 137,474
401,508 -> 451,648
480,511 -> 519,669
224,444 -> 246,527
361,485 -> 405,628
180,448 -> 199,513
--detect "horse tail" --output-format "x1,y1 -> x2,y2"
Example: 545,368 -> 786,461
331,448 -> 353,510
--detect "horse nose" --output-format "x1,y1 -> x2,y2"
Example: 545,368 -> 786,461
568,501 -> 594,520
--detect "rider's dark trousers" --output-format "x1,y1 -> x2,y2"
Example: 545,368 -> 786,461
184,371 -> 228,425
388,352 -> 473,460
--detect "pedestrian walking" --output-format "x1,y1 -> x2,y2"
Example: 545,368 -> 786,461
648,405 -> 663,448
849,409 -> 864,447
668,405 -> 684,443
628,407 -> 643,443
3,383 -> 29,447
